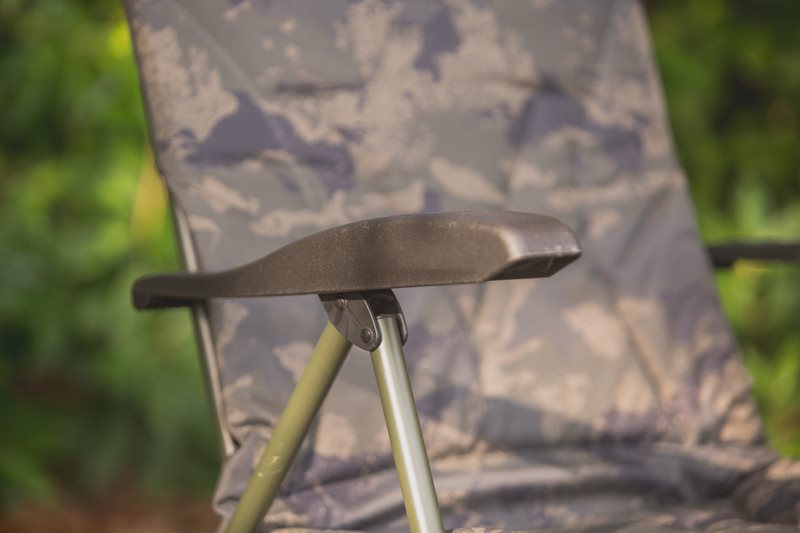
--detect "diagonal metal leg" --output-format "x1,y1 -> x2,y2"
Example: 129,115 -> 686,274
225,323 -> 352,533
371,316 -> 445,533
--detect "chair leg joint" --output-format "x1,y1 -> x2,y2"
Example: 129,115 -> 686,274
320,289 -> 408,351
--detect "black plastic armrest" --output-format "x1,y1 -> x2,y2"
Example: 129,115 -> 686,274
707,241 -> 800,268
133,210 -> 582,310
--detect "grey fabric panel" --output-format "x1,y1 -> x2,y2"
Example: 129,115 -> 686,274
270,494 -> 800,532
277,505 -> 800,533
123,0 -> 799,531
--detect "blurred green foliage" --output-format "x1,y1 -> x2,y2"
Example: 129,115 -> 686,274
0,0 -> 216,506
0,0 -> 798,510
648,0 -> 800,455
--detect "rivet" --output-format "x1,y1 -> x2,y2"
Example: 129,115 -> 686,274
360,328 -> 373,345
334,298 -> 346,311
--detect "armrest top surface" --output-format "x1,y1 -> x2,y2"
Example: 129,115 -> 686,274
134,210 -> 581,309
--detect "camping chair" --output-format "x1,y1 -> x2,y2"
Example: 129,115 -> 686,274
124,0 -> 800,531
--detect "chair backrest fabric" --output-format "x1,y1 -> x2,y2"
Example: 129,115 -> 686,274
124,0 -> 768,529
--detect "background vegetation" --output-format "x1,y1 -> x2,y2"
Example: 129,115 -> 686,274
0,0 -> 217,511
0,0 -> 798,521
648,0 -> 800,455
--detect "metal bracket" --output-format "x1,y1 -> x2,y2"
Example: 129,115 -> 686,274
320,289 -> 408,351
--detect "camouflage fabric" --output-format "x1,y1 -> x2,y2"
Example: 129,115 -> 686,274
124,0 -> 800,531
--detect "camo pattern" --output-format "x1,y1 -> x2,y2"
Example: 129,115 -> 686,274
124,0 -> 800,530
277,500 -> 800,533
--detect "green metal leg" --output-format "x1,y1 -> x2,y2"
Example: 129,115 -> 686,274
371,316 -> 445,533
225,322 -> 352,533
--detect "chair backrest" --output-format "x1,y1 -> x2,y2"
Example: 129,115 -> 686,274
125,0 -> 765,529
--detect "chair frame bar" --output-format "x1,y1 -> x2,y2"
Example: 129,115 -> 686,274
224,312 -> 445,533
226,322 -> 353,533
170,199 -> 236,457
371,316 -> 445,533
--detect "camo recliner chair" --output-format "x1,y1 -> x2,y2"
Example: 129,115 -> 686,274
124,0 -> 800,531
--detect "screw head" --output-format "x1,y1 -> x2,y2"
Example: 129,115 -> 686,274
334,298 -> 346,311
360,328 -> 373,345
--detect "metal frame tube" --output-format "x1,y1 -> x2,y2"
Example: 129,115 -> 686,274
225,323 -> 352,533
371,317 -> 445,533
170,199 -> 236,458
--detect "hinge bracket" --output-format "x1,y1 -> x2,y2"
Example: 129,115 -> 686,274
320,289 -> 408,351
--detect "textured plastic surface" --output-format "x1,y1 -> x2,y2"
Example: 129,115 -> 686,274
708,241 -> 800,268
133,210 -> 580,309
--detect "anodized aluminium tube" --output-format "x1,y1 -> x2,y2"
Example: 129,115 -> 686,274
371,316 -> 445,533
225,322 -> 352,533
